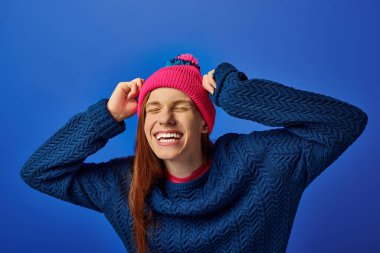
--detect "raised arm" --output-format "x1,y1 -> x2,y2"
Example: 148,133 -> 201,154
20,78 -> 144,212
20,98 -> 129,212
208,63 -> 368,189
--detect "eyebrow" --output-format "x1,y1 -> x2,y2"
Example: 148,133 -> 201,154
146,99 -> 193,108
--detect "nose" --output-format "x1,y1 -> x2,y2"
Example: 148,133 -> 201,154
158,108 -> 176,126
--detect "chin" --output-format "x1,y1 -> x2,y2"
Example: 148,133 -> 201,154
153,150 -> 180,161
149,139 -> 184,161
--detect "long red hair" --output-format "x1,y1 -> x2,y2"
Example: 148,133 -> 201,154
127,91 -> 213,253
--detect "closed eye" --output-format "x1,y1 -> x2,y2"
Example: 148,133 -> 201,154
174,106 -> 190,111
146,104 -> 192,114
146,108 -> 160,114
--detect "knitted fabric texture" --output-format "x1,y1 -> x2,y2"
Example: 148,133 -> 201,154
20,63 -> 368,253
137,54 -> 216,133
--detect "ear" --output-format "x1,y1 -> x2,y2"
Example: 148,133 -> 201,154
200,120 -> 209,134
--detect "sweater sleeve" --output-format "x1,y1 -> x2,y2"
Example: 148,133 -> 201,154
20,98 -> 130,213
210,62 -> 368,189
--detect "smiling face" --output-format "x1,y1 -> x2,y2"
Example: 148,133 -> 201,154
143,88 -> 209,164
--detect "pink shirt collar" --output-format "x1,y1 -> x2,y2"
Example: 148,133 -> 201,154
165,160 -> 212,183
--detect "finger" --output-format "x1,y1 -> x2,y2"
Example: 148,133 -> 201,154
208,70 -> 216,88
204,73 -> 216,91
128,82 -> 137,99
131,78 -> 143,85
202,75 -> 214,94
206,83 -> 214,94
208,85 -> 215,94
131,78 -> 144,93
117,82 -> 132,94
136,78 -> 144,91
202,75 -> 209,90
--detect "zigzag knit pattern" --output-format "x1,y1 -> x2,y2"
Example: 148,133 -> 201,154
20,63 -> 368,253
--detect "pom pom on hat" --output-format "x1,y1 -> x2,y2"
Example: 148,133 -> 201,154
166,54 -> 200,70
137,53 -> 216,133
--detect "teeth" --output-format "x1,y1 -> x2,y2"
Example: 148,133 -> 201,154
156,132 -> 182,140
159,138 -> 177,143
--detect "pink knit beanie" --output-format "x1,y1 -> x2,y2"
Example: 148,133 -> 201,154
137,53 -> 216,133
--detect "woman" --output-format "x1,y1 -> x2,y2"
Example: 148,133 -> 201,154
20,54 -> 368,253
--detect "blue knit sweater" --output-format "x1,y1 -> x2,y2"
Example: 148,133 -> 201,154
20,63 -> 368,253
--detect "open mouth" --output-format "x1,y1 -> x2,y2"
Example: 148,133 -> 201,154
155,132 -> 183,143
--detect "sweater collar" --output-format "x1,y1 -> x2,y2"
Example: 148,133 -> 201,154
164,159 -> 212,184
163,159 -> 212,193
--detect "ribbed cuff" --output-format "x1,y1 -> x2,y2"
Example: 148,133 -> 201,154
209,62 -> 240,107
87,98 -> 126,139
209,62 -> 248,107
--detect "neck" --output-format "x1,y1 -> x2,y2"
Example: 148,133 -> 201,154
164,151 -> 204,178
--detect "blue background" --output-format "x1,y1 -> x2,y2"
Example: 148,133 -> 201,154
1,0 -> 379,252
